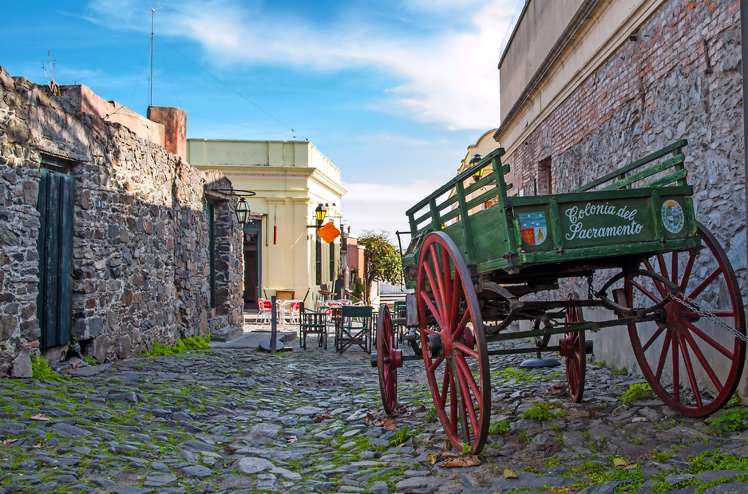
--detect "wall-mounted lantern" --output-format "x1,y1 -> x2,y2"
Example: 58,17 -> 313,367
207,188 -> 256,224
315,203 -> 328,228
469,154 -> 484,183
235,197 -> 251,224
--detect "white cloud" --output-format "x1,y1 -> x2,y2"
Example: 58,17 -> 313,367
341,180 -> 443,237
85,0 -> 521,130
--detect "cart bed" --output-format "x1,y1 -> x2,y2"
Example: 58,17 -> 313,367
403,140 -> 699,283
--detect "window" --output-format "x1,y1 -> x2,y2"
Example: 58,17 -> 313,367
537,157 -> 552,195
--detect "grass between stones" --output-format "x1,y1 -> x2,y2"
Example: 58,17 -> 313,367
5,349 -> 748,494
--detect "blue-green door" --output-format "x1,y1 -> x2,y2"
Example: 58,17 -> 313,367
37,169 -> 74,349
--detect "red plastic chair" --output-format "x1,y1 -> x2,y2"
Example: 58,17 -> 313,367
256,299 -> 273,324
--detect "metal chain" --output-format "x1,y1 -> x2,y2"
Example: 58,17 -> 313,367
587,274 -> 594,300
669,294 -> 748,342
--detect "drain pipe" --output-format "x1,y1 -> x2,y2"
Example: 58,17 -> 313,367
741,0 -> 748,397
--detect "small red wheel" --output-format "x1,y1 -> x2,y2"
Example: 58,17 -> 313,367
625,222 -> 746,416
417,232 -> 490,455
377,305 -> 402,415
560,292 -> 585,403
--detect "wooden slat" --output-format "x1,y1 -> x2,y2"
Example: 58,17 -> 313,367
429,198 -> 440,231
599,155 -> 685,190
455,180 -> 475,263
463,174 -> 495,196
36,169 -> 48,344
406,147 -> 506,217
437,194 -> 460,214
465,188 -> 503,211
43,173 -> 61,348
58,174 -> 74,346
641,169 -> 689,189
574,139 -> 688,192
440,208 -> 461,224
413,210 -> 431,231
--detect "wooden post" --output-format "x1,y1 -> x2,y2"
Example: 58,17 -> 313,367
270,295 -> 277,354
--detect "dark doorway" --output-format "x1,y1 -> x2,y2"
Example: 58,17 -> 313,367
537,156 -> 552,195
243,224 -> 261,306
37,167 -> 74,349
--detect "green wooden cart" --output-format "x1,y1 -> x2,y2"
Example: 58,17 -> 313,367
373,140 -> 746,455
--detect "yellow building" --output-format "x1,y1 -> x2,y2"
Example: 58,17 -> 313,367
187,139 -> 347,309
445,130 -> 503,223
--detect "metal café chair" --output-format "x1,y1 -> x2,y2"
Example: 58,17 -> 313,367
256,298 -> 273,325
299,303 -> 328,350
335,305 -> 373,354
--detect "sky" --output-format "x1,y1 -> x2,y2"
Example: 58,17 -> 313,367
1,0 -> 524,238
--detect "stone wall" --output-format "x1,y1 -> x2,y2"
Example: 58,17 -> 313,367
0,67 -> 244,376
504,1 -> 744,289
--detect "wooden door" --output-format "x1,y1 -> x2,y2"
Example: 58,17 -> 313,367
36,169 -> 74,349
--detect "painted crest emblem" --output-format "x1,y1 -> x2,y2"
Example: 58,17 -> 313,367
661,200 -> 684,234
519,212 -> 548,246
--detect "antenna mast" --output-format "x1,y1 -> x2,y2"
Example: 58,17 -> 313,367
150,7 -> 162,107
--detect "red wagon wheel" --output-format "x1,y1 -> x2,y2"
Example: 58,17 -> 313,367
625,222 -> 746,416
377,305 -> 402,415
560,292 -> 585,403
417,232 -> 490,455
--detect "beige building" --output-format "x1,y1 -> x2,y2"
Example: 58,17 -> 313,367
187,139 -> 347,309
446,130 -> 504,223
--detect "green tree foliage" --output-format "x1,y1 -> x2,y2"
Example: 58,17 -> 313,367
358,231 -> 402,304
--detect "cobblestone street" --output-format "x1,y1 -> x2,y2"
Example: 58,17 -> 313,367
1,321 -> 748,494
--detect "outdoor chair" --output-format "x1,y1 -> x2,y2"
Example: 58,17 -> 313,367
256,299 -> 273,325
284,300 -> 301,325
334,305 -> 373,354
392,300 -> 408,346
299,303 -> 329,350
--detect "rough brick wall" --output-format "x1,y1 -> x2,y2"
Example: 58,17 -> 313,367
504,0 -> 744,291
0,68 -> 243,375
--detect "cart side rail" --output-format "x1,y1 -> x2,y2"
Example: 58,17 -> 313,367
574,139 -> 688,192
405,147 -> 510,240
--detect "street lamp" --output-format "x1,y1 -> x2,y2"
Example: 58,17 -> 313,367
207,188 -> 256,225
315,203 -> 328,227
469,154 -> 484,183
235,197 -> 250,224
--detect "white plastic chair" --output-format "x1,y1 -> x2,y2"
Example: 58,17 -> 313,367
285,301 -> 300,325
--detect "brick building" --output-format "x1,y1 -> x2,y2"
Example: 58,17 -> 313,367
495,0 -> 745,394
0,68 -> 244,376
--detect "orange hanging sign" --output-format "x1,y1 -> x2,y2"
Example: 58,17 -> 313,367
318,222 -> 340,243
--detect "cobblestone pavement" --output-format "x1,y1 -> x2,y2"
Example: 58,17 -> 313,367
1,324 -> 748,494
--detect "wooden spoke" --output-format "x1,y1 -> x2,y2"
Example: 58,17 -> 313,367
563,292 -> 586,403
642,325 -> 667,353
682,319 -> 734,359
654,331 -> 672,382
377,305 -> 401,415
625,223 -> 746,416
417,232 -> 490,454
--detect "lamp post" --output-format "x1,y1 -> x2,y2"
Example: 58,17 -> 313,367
469,154 -> 483,183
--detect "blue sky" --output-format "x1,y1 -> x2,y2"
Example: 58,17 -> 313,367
1,0 -> 523,236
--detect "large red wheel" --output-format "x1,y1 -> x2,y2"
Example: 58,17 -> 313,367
417,232 -> 490,455
377,305 -> 402,415
560,292 -> 585,403
625,222 -> 746,416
